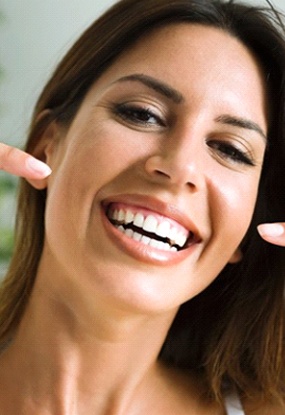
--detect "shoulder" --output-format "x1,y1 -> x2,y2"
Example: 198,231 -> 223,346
242,398 -> 285,415
225,390 -> 285,415
153,363 -> 225,415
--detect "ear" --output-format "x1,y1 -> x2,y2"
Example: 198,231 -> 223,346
26,116 -> 61,190
228,247 -> 243,264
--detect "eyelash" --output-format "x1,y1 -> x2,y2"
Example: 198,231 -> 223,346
112,103 -> 255,167
112,103 -> 166,127
206,140 -> 255,166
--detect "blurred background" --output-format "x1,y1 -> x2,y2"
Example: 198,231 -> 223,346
0,0 -> 284,274
0,0 -> 116,274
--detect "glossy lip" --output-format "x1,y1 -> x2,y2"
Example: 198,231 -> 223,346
101,194 -> 202,266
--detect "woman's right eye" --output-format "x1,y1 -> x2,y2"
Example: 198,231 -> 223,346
112,103 -> 166,128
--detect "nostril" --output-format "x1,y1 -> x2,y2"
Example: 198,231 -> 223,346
154,169 -> 171,179
144,154 -> 204,189
186,181 -> 197,190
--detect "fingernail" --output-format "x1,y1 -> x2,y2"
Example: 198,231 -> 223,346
257,223 -> 284,237
26,157 -> 52,177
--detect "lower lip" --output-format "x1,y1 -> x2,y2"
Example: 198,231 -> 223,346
101,207 -> 199,266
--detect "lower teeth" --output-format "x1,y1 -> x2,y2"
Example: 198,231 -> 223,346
116,225 -> 178,252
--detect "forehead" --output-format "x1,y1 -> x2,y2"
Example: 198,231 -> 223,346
113,23 -> 262,77
84,23 -> 267,131
91,23 -> 266,95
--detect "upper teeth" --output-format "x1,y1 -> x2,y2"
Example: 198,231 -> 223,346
109,208 -> 189,249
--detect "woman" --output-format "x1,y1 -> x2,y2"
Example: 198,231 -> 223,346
0,0 -> 284,413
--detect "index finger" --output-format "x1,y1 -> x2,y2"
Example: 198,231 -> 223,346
257,223 -> 285,246
0,143 -> 51,180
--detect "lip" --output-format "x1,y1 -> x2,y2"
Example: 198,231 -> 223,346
101,194 -> 202,266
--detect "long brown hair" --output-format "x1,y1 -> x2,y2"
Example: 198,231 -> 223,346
1,0 -> 285,406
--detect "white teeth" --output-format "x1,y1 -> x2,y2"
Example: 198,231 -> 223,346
112,210 -> 118,220
177,232 -> 188,247
141,236 -> 151,245
169,226 -> 178,243
115,224 -> 174,251
109,208 -> 190,250
149,239 -> 160,249
157,241 -> 168,251
156,241 -> 164,250
125,210 -> 134,224
118,210 -> 125,222
156,221 -> 171,238
133,232 -> 142,242
142,215 -> 158,233
125,228 -> 134,238
134,213 -> 144,227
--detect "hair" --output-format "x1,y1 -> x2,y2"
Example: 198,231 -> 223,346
1,0 -> 285,407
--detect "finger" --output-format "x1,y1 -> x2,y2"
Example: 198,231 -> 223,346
257,223 -> 285,246
0,143 -> 51,179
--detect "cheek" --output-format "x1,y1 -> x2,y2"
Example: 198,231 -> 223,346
70,122 -> 152,178
191,175 -> 261,293
44,124 -> 151,236
211,173 -> 260,248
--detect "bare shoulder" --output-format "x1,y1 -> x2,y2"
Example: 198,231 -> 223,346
152,362 -> 226,415
243,399 -> 285,415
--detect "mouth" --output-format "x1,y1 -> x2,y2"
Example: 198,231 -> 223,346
104,202 -> 197,252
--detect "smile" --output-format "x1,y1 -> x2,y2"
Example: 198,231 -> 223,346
106,203 -> 194,252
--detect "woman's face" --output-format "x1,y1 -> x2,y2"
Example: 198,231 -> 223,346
39,24 -> 267,313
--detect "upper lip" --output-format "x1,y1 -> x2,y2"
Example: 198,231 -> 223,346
101,194 -> 202,242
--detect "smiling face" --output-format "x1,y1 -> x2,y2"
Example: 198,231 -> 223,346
36,24 -> 268,314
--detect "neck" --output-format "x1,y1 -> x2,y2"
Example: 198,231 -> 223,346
0,273 -> 177,415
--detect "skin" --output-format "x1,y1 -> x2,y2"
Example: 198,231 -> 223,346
0,23 -> 284,415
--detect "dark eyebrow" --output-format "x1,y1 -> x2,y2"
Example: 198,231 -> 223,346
113,75 -> 267,141
114,73 -> 184,104
216,114 -> 267,142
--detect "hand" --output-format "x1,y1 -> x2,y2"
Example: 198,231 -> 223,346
0,142 -> 51,180
257,223 -> 285,246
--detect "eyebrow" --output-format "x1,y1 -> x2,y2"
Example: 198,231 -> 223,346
113,74 -> 267,142
114,73 -> 184,104
215,114 -> 267,142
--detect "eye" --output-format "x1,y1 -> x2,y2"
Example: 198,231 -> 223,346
207,140 -> 255,166
112,103 -> 166,128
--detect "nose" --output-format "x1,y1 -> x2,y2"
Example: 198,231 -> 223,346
144,136 -> 205,192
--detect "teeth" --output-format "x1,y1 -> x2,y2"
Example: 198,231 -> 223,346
109,208 -> 190,249
125,210 -> 135,224
133,232 -> 142,242
142,215 -> 158,233
112,210 -> 119,220
125,228 -> 134,238
149,239 -> 159,249
115,224 -> 174,251
141,236 -> 151,245
177,232 -> 188,247
169,226 -> 178,243
118,210 -> 125,222
156,221 -> 171,238
133,213 -> 144,228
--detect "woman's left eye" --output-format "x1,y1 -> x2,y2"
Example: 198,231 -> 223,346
207,140 -> 255,166
112,103 -> 166,127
